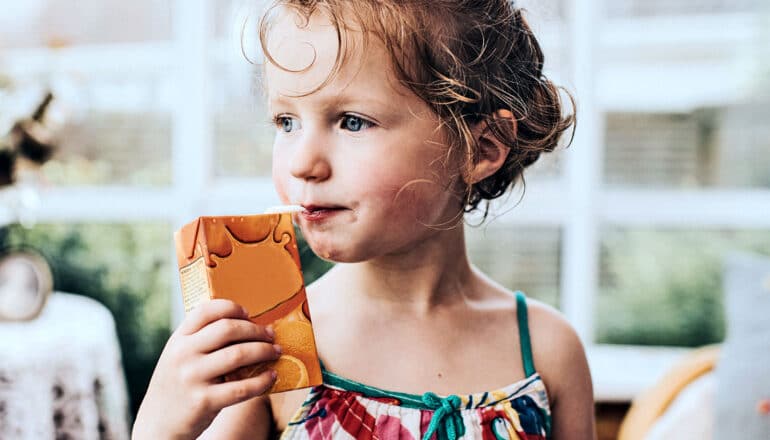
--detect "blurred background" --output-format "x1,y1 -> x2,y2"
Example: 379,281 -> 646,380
0,0 -> 768,438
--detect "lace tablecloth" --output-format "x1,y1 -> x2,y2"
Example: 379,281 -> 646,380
0,292 -> 130,439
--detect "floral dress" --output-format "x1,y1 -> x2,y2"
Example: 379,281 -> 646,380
280,292 -> 551,440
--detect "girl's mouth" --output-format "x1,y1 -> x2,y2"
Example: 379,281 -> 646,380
300,205 -> 347,222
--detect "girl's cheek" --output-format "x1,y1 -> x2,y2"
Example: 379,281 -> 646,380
274,179 -> 290,204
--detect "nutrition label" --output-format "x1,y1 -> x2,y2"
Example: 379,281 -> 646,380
179,257 -> 210,312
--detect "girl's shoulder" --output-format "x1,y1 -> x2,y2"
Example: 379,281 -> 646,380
472,276 -> 588,399
461,275 -> 588,399
518,293 -> 574,339
521,294 -> 590,401
522,295 -> 583,354
473,274 -> 580,348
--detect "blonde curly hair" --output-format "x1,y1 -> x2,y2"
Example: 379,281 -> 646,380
258,0 -> 575,218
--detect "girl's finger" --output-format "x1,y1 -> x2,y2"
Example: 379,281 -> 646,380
192,318 -> 274,353
205,369 -> 278,410
198,341 -> 281,380
178,299 -> 249,335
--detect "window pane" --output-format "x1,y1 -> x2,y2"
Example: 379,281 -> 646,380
519,0 -> 564,20
714,102 -> 770,187
0,222 -> 171,417
211,65 -> 273,178
0,1 -> 172,49
209,0 -> 272,178
518,0 -> 568,182
37,72 -> 174,186
466,225 -> 561,307
607,0 -> 756,18
604,112 -> 705,187
211,0 -> 251,40
597,228 -> 770,347
604,106 -> 770,188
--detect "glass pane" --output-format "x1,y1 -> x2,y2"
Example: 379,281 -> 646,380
211,64 -> 274,178
714,101 -> 770,187
604,112 -> 705,187
519,0 -> 564,21
0,222 -> 171,417
518,0 -> 568,181
597,228 -> 770,347
527,151 -> 563,181
209,0 -> 274,178
466,225 -> 561,307
211,0 -> 253,40
607,0 -> 756,18
604,107 -> 770,188
0,1 -> 173,49
36,71 -> 174,186
517,0 -> 566,76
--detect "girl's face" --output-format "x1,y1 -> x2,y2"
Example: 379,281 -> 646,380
266,10 -> 464,263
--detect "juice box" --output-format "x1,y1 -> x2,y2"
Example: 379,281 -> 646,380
174,213 -> 322,393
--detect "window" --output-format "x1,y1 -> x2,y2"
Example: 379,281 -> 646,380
1,0 -> 172,48
467,225 -> 562,307
607,0 -> 756,17
605,109 -> 770,188
597,228 -> 770,347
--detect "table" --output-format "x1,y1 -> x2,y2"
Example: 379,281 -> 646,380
0,292 -> 130,439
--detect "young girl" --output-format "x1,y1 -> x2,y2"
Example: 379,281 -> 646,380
133,1 -> 595,438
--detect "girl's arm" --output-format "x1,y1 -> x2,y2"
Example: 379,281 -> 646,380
549,327 -> 596,439
200,388 -> 311,438
198,396 -> 273,439
530,305 -> 597,440
132,300 -> 279,439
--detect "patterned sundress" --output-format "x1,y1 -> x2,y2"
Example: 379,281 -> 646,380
280,292 -> 552,440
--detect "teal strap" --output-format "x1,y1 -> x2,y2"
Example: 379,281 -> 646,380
516,291 -> 536,377
421,393 -> 464,440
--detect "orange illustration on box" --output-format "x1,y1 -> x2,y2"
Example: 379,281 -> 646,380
174,213 -> 322,393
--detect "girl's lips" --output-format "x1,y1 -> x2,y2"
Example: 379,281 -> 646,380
300,205 -> 347,222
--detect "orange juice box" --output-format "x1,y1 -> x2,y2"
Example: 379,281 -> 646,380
174,212 -> 322,393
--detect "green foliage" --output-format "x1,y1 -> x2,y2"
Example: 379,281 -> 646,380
597,229 -> 770,347
0,223 -> 171,421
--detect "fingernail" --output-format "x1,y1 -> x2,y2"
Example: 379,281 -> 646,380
271,370 -> 278,380
265,325 -> 275,339
273,344 -> 282,355
241,306 -> 249,316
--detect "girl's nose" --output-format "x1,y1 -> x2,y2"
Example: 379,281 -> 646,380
289,133 -> 331,182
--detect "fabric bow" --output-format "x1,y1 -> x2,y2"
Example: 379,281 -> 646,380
421,392 -> 465,440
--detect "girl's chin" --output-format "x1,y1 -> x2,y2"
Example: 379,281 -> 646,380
303,239 -> 341,261
311,248 -> 354,263
305,242 -> 368,264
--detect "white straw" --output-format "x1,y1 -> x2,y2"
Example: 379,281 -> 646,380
264,205 -> 304,214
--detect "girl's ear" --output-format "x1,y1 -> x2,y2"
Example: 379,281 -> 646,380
466,109 -> 515,184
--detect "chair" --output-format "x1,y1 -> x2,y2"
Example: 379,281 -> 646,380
617,345 -> 719,440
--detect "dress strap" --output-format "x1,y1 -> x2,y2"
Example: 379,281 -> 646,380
515,291 -> 536,377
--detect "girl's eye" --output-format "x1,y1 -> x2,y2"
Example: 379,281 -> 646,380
276,116 -> 301,133
340,115 -> 372,132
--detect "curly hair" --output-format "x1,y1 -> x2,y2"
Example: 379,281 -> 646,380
258,0 -> 575,218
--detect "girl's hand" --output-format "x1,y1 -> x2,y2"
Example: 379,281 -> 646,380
132,299 -> 280,440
